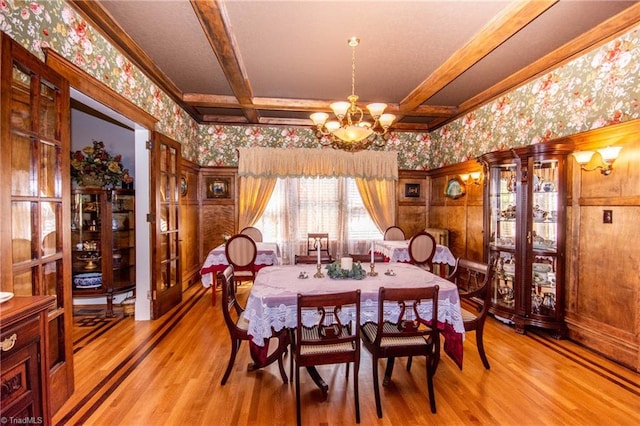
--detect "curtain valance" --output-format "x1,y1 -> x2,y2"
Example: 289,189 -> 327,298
237,147 -> 398,180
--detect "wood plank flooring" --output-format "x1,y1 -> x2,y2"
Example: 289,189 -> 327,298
54,283 -> 640,425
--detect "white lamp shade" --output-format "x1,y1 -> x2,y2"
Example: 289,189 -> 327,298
332,125 -> 373,142
597,146 -> 622,163
330,101 -> 350,118
572,151 -> 595,165
310,112 -> 329,126
460,174 -> 470,182
379,113 -> 395,128
325,120 -> 341,132
470,171 -> 482,181
366,103 -> 387,118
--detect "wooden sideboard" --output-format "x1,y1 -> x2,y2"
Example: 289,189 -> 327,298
1,296 -> 55,425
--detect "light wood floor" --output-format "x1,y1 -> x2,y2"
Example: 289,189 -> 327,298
54,283 -> 640,426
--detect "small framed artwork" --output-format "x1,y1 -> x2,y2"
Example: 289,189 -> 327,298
405,183 -> 421,198
206,177 -> 231,199
445,177 -> 466,200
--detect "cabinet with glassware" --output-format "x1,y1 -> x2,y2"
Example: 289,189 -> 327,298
71,189 -> 135,315
480,143 -> 572,336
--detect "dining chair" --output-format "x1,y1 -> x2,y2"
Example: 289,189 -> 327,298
294,254 -> 333,264
218,265 -> 289,385
446,257 -> 495,369
225,233 -> 258,287
239,226 -> 263,242
294,290 -> 361,425
361,286 -> 440,418
307,233 -> 333,262
383,226 -> 405,241
408,231 -> 437,271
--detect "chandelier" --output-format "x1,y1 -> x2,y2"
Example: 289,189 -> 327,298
310,37 -> 395,152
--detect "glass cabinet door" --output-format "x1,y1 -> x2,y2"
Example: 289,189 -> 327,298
111,190 -> 136,294
71,190 -> 105,294
528,159 -> 560,319
487,163 -> 518,314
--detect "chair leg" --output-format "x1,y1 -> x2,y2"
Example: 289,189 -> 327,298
221,337 -> 239,385
372,357 -> 383,419
295,365 -> 302,426
382,357 -> 395,386
426,356 -> 437,413
354,357 -> 360,423
476,327 -> 491,370
406,355 -> 413,371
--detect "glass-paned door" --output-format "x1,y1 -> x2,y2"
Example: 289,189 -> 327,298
151,132 -> 182,318
0,34 -> 74,412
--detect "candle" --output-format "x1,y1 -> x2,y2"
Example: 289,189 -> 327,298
370,241 -> 375,264
341,257 -> 353,271
317,244 -> 321,264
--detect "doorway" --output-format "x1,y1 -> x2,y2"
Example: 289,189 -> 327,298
70,88 -> 152,320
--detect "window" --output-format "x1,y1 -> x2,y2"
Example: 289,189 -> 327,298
254,177 -> 382,263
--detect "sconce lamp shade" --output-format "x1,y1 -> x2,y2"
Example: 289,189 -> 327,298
572,151 -> 595,165
598,146 -> 622,163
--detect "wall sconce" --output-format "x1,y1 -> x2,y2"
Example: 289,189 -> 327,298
459,171 -> 482,185
572,146 -> 622,176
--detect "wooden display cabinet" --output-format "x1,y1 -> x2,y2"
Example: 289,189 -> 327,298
71,189 -> 135,316
480,143 -> 572,336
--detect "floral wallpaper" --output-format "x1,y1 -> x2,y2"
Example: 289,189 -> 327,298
2,1 -> 639,170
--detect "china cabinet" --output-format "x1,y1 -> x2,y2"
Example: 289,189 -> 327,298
480,143 -> 572,336
71,189 -> 135,316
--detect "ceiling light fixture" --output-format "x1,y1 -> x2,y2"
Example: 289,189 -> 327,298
310,37 -> 395,152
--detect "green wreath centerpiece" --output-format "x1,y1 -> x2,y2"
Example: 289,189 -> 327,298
326,261 -> 367,280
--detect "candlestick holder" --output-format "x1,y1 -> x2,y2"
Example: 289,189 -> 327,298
368,262 -> 378,277
314,263 -> 324,278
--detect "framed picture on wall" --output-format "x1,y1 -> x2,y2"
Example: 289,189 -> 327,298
206,177 -> 231,199
405,183 -> 421,198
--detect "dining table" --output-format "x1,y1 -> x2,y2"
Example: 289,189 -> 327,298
200,241 -> 281,305
374,240 -> 457,276
244,262 -> 465,391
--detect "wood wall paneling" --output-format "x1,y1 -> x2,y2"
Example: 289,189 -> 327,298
180,159 -> 201,289
565,122 -> 639,371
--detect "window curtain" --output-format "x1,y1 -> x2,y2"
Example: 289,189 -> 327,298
237,147 -> 398,180
354,177 -> 396,233
238,147 -> 398,262
237,175 -> 277,231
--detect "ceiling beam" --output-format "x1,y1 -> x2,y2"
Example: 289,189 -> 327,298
400,0 -> 558,113
190,0 -> 259,123
437,2 -> 640,130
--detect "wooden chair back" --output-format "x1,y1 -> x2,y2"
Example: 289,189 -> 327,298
294,290 -> 361,425
225,234 -> 258,284
307,233 -> 332,260
408,231 -> 437,271
361,286 -> 440,417
240,226 -> 263,242
383,226 -> 405,241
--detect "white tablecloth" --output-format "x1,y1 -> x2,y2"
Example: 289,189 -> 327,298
200,242 -> 281,288
245,262 -> 464,346
374,240 -> 456,265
